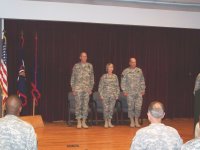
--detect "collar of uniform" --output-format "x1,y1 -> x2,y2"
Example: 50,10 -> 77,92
129,67 -> 137,71
5,114 -> 19,119
150,123 -> 164,126
106,73 -> 113,77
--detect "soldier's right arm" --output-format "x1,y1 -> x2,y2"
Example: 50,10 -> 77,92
130,131 -> 145,150
70,65 -> 76,91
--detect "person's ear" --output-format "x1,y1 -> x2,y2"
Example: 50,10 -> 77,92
147,112 -> 151,120
161,112 -> 165,119
19,106 -> 22,113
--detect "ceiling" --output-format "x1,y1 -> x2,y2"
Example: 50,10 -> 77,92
29,0 -> 200,12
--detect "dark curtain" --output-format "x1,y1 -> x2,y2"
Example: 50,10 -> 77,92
5,19 -> 200,121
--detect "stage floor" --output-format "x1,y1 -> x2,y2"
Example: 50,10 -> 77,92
35,118 -> 193,150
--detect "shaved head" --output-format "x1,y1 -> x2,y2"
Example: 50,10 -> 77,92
129,58 -> 136,62
129,58 -> 137,69
80,51 -> 87,63
6,95 -> 22,116
148,101 -> 165,119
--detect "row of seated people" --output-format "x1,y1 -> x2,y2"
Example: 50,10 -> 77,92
0,95 -> 199,149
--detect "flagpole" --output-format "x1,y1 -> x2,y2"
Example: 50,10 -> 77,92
1,19 -> 4,117
33,97 -> 35,116
1,19 -> 3,39
31,32 -> 41,116
2,32 -> 5,117
32,32 -> 38,116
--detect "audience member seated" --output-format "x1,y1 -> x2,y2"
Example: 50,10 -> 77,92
181,121 -> 200,150
130,101 -> 183,150
0,95 -> 37,150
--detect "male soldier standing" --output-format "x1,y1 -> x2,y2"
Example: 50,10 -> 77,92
194,73 -> 200,94
194,73 -> 200,128
70,52 -> 94,129
121,58 -> 145,128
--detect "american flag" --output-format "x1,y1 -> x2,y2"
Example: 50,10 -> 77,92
0,35 -> 8,112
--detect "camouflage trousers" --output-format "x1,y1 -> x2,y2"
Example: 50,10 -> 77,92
74,91 -> 90,119
102,97 -> 116,119
127,93 -> 143,118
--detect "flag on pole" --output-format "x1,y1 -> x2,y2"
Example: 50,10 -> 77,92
17,32 -> 28,107
31,32 -> 41,113
0,33 -> 8,116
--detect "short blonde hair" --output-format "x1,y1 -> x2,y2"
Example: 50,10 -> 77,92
106,63 -> 114,72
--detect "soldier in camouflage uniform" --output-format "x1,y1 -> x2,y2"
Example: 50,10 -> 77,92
98,63 -> 120,128
181,123 -> 200,150
181,138 -> 200,150
130,101 -> 183,150
121,58 -> 145,127
70,52 -> 94,129
0,95 -> 37,150
194,73 -> 200,94
194,73 -> 200,128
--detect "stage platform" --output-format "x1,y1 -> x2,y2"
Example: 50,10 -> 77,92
35,118 -> 193,150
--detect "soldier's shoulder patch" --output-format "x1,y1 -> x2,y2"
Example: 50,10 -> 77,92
136,68 -> 142,73
113,74 -> 118,78
87,63 -> 93,69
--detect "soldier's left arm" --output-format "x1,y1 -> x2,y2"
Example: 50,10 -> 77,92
89,64 -> 95,91
140,69 -> 146,94
194,73 -> 200,95
27,126 -> 38,150
115,75 -> 120,99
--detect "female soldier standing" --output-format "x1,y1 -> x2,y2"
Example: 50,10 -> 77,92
98,63 -> 120,128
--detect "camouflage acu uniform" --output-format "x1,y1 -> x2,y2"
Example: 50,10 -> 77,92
194,74 -> 200,127
98,74 -> 120,119
130,123 -> 183,150
70,62 -> 94,119
194,73 -> 200,94
0,115 -> 37,150
121,67 -> 145,118
181,138 -> 200,150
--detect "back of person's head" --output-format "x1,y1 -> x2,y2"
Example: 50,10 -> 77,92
6,95 -> 22,116
148,101 -> 165,122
